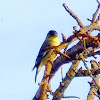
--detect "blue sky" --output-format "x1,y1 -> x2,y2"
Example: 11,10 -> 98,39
0,0 -> 99,100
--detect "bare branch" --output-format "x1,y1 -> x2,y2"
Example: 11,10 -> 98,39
52,61 -> 80,100
75,68 -> 100,77
63,3 -> 84,28
61,33 -> 66,42
87,60 -> 100,100
95,14 -> 100,24
92,0 -> 100,22
62,96 -> 80,99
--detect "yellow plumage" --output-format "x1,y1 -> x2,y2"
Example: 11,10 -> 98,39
33,30 -> 60,82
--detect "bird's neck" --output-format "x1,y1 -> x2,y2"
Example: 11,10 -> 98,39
47,37 -> 58,41
47,37 -> 60,46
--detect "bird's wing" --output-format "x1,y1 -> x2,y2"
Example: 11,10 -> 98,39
35,50 -> 49,67
33,40 -> 51,69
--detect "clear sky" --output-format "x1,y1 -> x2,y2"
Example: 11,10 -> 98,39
0,0 -> 99,100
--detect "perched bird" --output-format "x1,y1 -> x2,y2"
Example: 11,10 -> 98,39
33,30 -> 60,82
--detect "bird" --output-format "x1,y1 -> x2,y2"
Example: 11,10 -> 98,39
32,30 -> 60,83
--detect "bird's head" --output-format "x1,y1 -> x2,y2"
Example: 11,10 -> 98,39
46,30 -> 58,39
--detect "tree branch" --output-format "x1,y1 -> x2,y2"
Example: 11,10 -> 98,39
87,60 -> 100,100
63,3 -> 84,28
52,61 -> 80,100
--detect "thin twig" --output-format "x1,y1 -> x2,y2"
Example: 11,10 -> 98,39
62,96 -> 80,99
61,67 -> 64,81
61,33 -> 66,42
92,0 -> 100,22
87,60 -> 100,100
63,3 -> 84,28
95,14 -> 100,24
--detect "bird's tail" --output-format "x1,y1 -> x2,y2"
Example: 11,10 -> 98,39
32,66 -> 37,83
32,65 -> 42,83
35,68 -> 38,83
32,66 -> 39,83
32,65 -> 36,71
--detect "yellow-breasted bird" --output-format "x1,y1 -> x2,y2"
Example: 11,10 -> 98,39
32,30 -> 60,83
